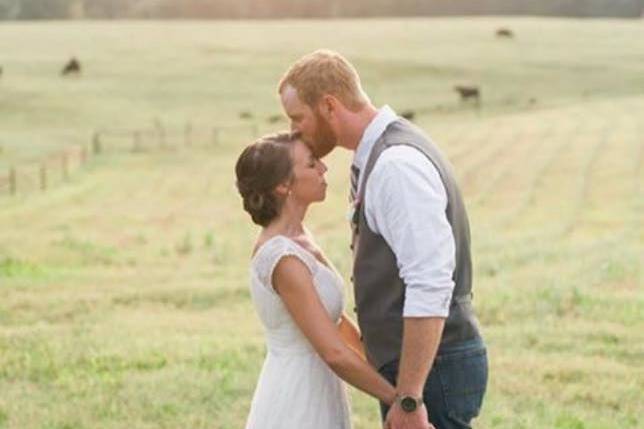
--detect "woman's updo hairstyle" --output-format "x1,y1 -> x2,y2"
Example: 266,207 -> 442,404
235,131 -> 298,226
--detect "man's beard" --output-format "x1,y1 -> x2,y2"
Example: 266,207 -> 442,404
310,111 -> 337,159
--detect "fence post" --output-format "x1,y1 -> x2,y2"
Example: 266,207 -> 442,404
9,167 -> 16,196
80,145 -> 87,165
185,121 -> 192,147
61,152 -> 69,181
154,117 -> 166,149
133,131 -> 142,152
92,132 -> 102,155
40,163 -> 47,191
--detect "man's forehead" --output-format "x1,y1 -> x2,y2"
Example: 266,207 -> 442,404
281,85 -> 306,110
281,84 -> 299,99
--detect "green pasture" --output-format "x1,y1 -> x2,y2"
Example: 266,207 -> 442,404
0,18 -> 642,429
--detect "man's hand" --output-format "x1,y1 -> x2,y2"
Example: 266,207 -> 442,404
384,402 -> 434,429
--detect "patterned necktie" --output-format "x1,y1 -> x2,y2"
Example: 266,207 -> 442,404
350,164 -> 360,203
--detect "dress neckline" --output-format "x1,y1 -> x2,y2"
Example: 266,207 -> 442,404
252,234 -> 341,277
252,234 -> 327,266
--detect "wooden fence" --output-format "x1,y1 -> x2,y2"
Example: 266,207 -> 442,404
0,120 -> 259,197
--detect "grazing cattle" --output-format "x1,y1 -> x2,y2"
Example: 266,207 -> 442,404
61,57 -> 81,76
239,111 -> 253,120
496,28 -> 514,38
267,114 -> 283,124
400,110 -> 416,121
454,85 -> 481,106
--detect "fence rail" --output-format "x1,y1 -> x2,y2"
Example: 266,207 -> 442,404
1,119 -> 259,198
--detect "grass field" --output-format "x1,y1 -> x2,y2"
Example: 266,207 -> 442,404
0,17 -> 643,429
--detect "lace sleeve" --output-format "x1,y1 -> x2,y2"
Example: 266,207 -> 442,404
255,236 -> 318,294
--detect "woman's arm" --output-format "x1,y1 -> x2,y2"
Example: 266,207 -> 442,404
338,313 -> 366,361
272,256 -> 396,405
299,229 -> 366,359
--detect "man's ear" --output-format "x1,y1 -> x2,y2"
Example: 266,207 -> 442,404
319,94 -> 338,119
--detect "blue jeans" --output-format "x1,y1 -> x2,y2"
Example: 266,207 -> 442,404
379,338 -> 488,429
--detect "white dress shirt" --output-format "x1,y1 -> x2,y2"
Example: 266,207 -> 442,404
352,106 -> 456,318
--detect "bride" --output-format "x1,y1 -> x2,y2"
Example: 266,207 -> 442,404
235,131 -> 396,428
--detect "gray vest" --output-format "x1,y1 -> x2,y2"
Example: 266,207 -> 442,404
351,119 -> 481,369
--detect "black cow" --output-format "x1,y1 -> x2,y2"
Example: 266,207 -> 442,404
267,114 -> 283,124
454,85 -> 481,106
496,28 -> 514,38
400,110 -> 416,121
61,57 -> 81,76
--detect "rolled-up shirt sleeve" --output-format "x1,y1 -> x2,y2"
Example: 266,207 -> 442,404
365,146 -> 456,318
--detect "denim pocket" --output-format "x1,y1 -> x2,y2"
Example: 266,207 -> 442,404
434,347 -> 488,427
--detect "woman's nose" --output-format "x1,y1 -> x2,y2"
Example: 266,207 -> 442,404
319,161 -> 328,173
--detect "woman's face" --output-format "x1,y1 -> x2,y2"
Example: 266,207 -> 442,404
288,140 -> 328,203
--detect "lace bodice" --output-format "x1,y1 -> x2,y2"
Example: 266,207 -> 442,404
250,235 -> 346,354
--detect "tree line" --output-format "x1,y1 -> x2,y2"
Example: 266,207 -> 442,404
1,0 -> 643,20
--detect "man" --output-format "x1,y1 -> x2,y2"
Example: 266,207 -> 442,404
278,50 -> 487,429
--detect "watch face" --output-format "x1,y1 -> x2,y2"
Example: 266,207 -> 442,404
400,396 -> 418,412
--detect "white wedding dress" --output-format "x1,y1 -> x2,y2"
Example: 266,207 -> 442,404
245,235 -> 352,429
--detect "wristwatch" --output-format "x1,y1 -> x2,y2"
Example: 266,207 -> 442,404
396,394 -> 423,413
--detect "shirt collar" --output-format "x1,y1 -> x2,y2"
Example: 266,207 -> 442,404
352,104 -> 398,174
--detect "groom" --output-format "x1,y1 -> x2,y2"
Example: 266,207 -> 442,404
278,50 -> 487,429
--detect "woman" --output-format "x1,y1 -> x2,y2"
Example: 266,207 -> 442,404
235,132 -> 396,428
